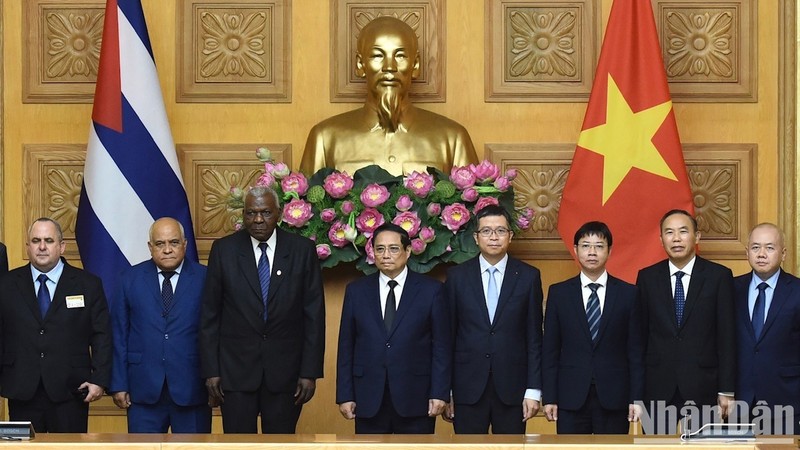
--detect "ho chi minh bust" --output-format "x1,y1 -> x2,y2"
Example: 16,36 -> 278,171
300,16 -> 478,176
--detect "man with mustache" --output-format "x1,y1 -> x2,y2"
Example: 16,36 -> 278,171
300,16 -> 478,176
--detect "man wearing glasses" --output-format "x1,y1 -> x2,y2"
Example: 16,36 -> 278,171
542,221 -> 644,434
336,223 -> 451,433
444,204 -> 544,433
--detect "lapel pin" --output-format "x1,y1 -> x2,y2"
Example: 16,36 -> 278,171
276,270 -> 282,276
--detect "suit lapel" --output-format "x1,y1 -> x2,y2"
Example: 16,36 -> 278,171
465,258 -> 491,326
596,276 -> 617,344
267,229 -> 289,304
493,259 -> 520,325
568,276 -> 593,343
681,258 -> 707,328
736,275 -> 757,341
171,260 -> 196,311
761,270 -> 793,339
48,263 -> 78,320
17,265 -> 41,321
236,232 -> 262,300
143,260 -> 162,310
389,272 -> 418,336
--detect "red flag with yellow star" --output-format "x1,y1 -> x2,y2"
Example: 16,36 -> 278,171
557,0 -> 694,283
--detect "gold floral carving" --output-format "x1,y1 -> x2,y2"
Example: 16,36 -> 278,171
508,9 -> 577,79
665,10 -> 732,78
688,166 -> 734,235
199,10 -> 268,79
199,168 -> 261,235
45,10 -> 103,79
512,167 -> 569,234
46,168 -> 84,233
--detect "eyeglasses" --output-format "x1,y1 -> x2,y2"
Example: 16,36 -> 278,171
476,227 -> 510,238
577,243 -> 606,251
374,245 -> 403,255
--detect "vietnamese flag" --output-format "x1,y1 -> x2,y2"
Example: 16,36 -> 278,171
556,0 -> 694,283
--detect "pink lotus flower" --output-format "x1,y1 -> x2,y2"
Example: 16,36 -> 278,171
522,207 -> 534,219
411,239 -> 427,255
282,199 -> 313,228
265,162 -> 290,179
505,168 -> 518,181
324,172 -> 354,199
365,237 -> 375,265
341,200 -> 355,215
404,171 -> 435,197
470,160 -> 500,182
393,211 -> 422,237
441,203 -> 471,232
308,234 -> 316,242
281,173 -> 309,196
516,216 -> 531,230
328,221 -> 355,248
474,196 -> 500,213
419,226 -> 436,243
450,166 -> 477,190
255,172 -> 276,188
395,195 -> 413,211
493,176 -> 511,192
427,203 -> 442,217
320,208 -> 336,223
356,208 -> 386,236
361,183 -> 391,208
316,244 -> 331,260
461,187 -> 479,202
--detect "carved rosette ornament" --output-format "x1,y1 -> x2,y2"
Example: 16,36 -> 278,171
512,167 -> 569,233
509,9 -> 577,79
45,11 -> 103,79
46,168 -> 83,233
665,10 -> 733,78
200,11 -> 268,79
689,167 -> 734,235
200,168 -> 262,235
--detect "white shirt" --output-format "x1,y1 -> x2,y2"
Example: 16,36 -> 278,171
668,256 -> 696,298
378,266 -> 408,318
157,260 -> 185,294
580,271 -> 609,313
250,232 -> 277,269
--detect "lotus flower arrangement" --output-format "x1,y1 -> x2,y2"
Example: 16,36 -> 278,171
229,147 -> 534,274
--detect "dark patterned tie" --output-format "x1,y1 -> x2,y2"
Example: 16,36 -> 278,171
37,274 -> 50,317
161,271 -> 175,314
674,271 -> 686,327
752,282 -> 768,339
258,243 -> 270,322
586,283 -> 601,343
385,280 -> 398,332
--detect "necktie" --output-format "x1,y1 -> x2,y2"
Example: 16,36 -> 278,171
752,282 -> 768,339
586,283 -> 601,343
258,242 -> 270,322
37,274 -> 50,317
487,267 -> 499,323
385,280 -> 398,332
161,271 -> 175,314
674,271 -> 686,327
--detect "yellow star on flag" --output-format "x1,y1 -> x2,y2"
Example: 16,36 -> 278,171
577,74 -> 677,204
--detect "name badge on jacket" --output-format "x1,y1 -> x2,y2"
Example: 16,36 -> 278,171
66,295 -> 85,308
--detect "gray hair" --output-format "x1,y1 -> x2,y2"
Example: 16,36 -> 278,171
247,185 -> 281,207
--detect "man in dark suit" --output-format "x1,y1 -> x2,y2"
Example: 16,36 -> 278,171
543,221 -> 644,434
110,217 -> 211,432
0,217 -> 112,432
444,204 -> 543,434
200,186 -> 325,433
636,209 -> 735,434
0,241 -> 8,274
735,223 -> 800,435
336,223 -> 451,433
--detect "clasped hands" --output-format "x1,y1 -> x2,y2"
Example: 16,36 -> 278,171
204,376 -> 317,407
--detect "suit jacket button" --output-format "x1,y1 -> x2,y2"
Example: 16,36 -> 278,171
386,343 -> 391,348
485,354 -> 490,358
40,353 -> 45,358
490,331 -> 496,336
39,329 -> 44,335
262,334 -> 268,340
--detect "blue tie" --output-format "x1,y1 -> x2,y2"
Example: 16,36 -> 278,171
37,274 -> 51,318
487,267 -> 499,323
752,282 -> 768,339
161,271 -> 175,315
258,243 -> 270,322
586,283 -> 601,343
674,271 -> 686,327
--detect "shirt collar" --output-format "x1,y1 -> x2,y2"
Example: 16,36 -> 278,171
479,253 -> 509,274
580,270 -> 608,288
750,269 -> 781,290
668,256 -> 696,277
379,265 -> 409,286
31,258 -> 65,282
158,260 -> 185,276
250,230 -> 277,252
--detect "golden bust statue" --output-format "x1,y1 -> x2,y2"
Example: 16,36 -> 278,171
300,17 -> 478,176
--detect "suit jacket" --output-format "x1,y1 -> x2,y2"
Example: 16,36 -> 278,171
110,258 -> 207,406
735,269 -> 800,410
200,228 -> 325,392
336,270 -> 451,418
0,242 -> 8,274
0,260 -> 112,402
445,256 -> 543,406
542,274 -> 644,410
636,256 -> 735,405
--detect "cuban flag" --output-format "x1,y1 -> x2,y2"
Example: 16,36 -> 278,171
76,0 -> 197,297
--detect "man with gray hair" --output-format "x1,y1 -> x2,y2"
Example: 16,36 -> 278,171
200,186 -> 325,433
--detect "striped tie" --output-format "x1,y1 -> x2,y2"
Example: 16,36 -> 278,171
674,271 -> 686,327
586,283 -> 601,343
258,242 -> 270,322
